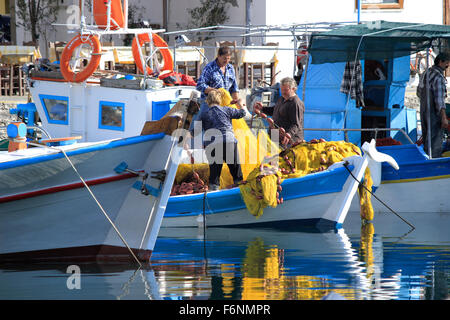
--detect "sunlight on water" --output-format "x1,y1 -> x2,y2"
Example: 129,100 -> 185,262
0,212 -> 449,300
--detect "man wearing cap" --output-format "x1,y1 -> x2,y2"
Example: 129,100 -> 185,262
417,52 -> 450,158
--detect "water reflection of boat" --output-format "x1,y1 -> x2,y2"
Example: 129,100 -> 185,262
344,212 -> 450,300
0,263 -> 161,300
1,215 -> 448,300
344,210 -> 450,245
155,219 -> 450,300
155,227 -> 370,300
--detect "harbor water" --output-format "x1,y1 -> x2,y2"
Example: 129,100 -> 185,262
0,211 -> 449,300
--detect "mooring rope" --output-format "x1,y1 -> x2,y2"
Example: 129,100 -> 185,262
342,161 -> 415,230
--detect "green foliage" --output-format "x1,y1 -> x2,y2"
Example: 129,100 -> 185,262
16,0 -> 60,45
123,3 -> 147,46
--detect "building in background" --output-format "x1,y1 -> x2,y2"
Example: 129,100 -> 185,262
7,0 -> 450,82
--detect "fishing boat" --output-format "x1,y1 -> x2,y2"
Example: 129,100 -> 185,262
299,21 -> 450,214
13,8 -> 397,233
19,0 -> 198,144
0,122 -> 184,263
0,0 -> 202,262
364,143 -> 450,214
162,139 -> 398,229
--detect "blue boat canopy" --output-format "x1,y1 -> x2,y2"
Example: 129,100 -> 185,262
308,21 -> 450,64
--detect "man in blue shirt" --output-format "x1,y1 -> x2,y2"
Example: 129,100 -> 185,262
195,46 -> 242,119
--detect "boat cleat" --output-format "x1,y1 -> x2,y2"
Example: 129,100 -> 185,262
150,170 -> 166,182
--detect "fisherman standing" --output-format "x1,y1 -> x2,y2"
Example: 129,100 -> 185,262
195,46 -> 242,118
417,52 -> 450,158
253,77 -> 305,146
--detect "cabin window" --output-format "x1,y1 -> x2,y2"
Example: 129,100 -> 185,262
99,101 -> 125,131
39,94 -> 69,125
357,0 -> 403,9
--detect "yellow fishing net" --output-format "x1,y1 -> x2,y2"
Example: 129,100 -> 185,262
239,140 -> 373,218
218,88 -> 280,181
358,168 -> 374,221
172,89 -> 374,220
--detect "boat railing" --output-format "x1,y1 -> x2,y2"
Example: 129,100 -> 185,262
304,127 -> 415,145
2,125 -> 413,146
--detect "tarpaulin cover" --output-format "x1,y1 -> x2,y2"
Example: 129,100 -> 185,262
309,21 -> 450,64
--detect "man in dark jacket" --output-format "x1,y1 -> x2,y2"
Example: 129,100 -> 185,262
417,52 -> 450,158
253,77 -> 305,146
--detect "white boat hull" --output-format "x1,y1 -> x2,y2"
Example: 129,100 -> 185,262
0,134 -> 180,262
370,177 -> 449,214
350,145 -> 450,214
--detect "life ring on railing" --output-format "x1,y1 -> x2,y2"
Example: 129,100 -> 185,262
93,0 -> 125,30
132,33 -> 173,75
60,34 -> 102,83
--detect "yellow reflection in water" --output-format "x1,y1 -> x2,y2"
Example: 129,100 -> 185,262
359,222 -> 375,279
234,238 -> 359,300
221,264 -> 235,298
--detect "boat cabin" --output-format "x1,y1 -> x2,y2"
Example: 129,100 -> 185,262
26,76 -> 196,142
298,55 -> 417,147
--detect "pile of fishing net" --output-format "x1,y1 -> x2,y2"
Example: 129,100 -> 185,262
239,139 -> 374,221
171,88 -> 374,221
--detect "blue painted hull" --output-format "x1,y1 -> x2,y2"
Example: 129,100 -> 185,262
163,164 -> 359,228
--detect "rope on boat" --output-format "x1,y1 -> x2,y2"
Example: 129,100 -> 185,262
26,141 -> 143,267
342,161 -> 415,231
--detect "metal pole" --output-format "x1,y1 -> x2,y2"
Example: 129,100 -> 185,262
426,48 -> 432,158
245,0 -> 252,46
106,0 -> 111,31
173,42 -> 177,67
79,0 -> 83,22
301,52 -> 310,102
357,0 -> 361,24
124,0 -> 128,29
292,28 -> 297,78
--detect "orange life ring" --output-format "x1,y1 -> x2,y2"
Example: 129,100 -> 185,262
93,0 -> 125,30
132,33 -> 173,75
60,34 -> 102,83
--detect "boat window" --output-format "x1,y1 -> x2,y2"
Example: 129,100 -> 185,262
99,101 -> 125,131
39,94 -> 69,125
